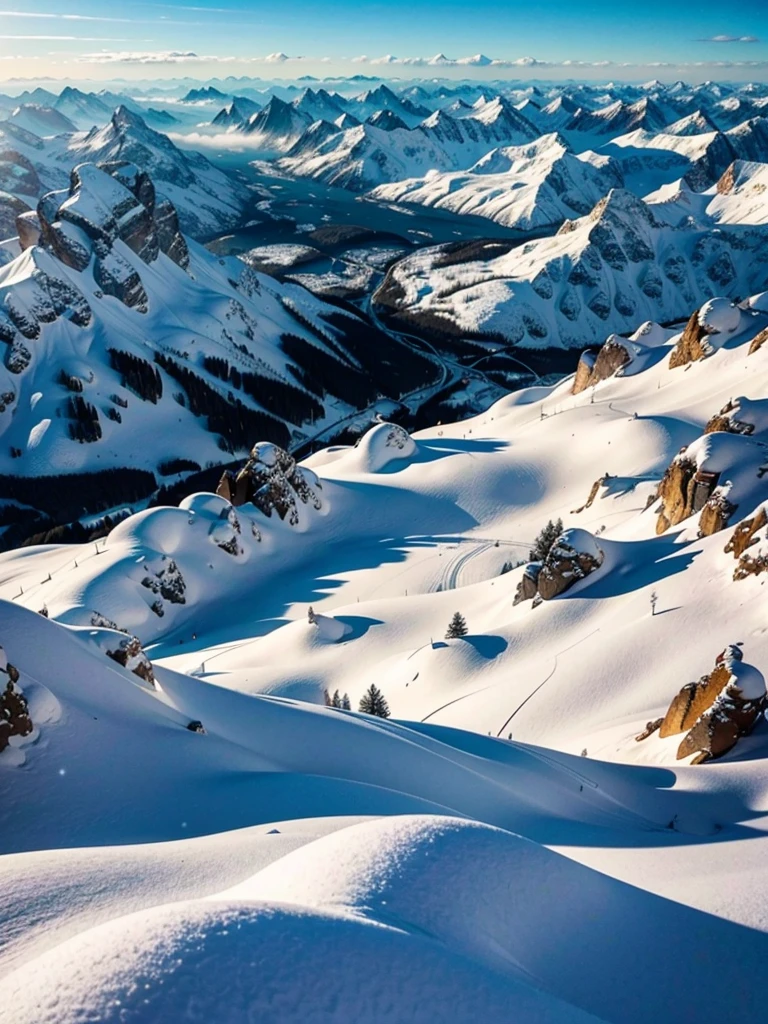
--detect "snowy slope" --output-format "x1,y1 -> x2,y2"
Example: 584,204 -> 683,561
5,291 -> 768,1020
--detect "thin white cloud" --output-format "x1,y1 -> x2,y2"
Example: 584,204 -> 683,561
3,35 -> 129,41
696,34 -> 760,43
60,49 -> 768,71
75,49 -> 308,65
0,10 -> 132,21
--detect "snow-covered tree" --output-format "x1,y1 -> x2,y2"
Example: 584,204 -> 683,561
359,684 -> 390,718
529,518 -> 563,562
445,611 -> 468,639
341,693 -> 351,710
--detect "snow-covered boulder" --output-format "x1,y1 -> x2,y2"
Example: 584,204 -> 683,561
216,442 -> 325,526
648,645 -> 766,763
537,529 -> 604,600
697,297 -> 743,337
656,432 -> 767,536
704,396 -> 768,436
352,422 -> 417,473
572,335 -> 631,394
516,529 -> 604,605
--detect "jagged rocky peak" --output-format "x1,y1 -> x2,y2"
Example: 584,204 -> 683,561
217,441 -> 325,526
28,161 -> 189,273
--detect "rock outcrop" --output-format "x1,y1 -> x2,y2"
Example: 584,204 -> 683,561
725,506 -> 767,560
513,561 -> 542,605
645,645 -> 766,763
217,442 -> 324,525
514,529 -> 603,605
27,162 -> 191,315
572,336 -> 631,394
668,309 -> 711,369
0,648 -> 32,753
105,634 -> 156,688
669,298 -> 744,369
705,399 -> 754,436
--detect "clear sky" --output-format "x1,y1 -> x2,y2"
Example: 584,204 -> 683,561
0,0 -> 766,82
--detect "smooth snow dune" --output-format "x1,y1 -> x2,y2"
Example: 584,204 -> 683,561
4,815 -> 768,1023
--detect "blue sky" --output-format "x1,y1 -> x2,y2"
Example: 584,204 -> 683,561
0,0 -> 766,81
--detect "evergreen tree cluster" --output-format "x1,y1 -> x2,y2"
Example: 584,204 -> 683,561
358,683 -> 390,718
202,355 -> 324,425
445,611 -> 469,639
529,518 -> 564,562
109,349 -> 163,404
281,333 -> 377,407
322,311 -> 435,400
157,458 -> 202,477
0,468 -> 157,551
67,395 -> 102,444
324,688 -> 352,710
155,353 -> 290,451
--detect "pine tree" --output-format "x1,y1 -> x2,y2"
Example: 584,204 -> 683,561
529,518 -> 563,562
445,611 -> 468,639
331,689 -> 342,708
359,683 -> 390,718
341,693 -> 351,710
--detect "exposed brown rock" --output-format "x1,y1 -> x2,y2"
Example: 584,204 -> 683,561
106,635 -> 156,687
659,662 -> 731,738
513,562 -> 541,606
725,507 -> 767,559
698,492 -> 737,537
572,350 -> 597,395
635,717 -> 663,742
656,455 -> 697,533
668,310 -> 710,369
648,646 -> 766,763
748,327 -> 768,355
16,210 -> 40,251
704,398 -> 755,436
572,337 -> 631,395
572,475 -> 610,514
0,658 -> 32,754
715,162 -> 736,195
536,533 -> 603,601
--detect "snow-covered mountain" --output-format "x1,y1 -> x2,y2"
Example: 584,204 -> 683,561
241,96 -> 313,149
0,161 -> 436,544
374,174 -> 768,347
4,286 -> 768,1022
369,134 -> 622,231
278,101 -> 540,190
0,106 -> 249,238
5,105 -> 77,137
211,95 -> 262,129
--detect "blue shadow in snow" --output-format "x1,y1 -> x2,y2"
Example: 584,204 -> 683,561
334,615 -> 384,641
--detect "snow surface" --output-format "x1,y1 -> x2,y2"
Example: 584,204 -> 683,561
4,289 -> 768,1019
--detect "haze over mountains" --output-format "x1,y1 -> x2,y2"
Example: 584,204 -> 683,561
4,63 -> 768,1023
